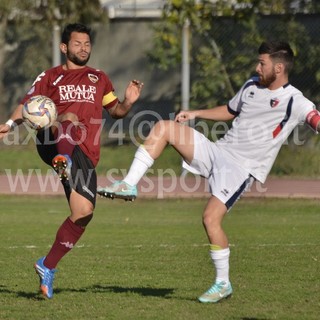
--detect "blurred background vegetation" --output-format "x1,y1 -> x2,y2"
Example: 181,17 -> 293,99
0,0 -> 320,177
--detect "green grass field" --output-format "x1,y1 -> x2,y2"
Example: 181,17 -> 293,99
0,196 -> 319,320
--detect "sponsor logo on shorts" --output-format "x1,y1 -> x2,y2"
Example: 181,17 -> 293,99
221,188 -> 229,197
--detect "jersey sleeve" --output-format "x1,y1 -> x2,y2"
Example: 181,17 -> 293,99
102,91 -> 118,109
294,94 -> 316,122
19,71 -> 49,105
101,73 -> 119,110
227,90 -> 242,115
228,78 -> 256,115
294,94 -> 319,132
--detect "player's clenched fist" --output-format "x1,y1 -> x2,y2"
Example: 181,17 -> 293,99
175,110 -> 197,123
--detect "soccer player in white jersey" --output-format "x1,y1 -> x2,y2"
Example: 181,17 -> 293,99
98,41 -> 320,303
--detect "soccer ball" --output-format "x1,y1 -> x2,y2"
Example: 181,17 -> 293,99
22,95 -> 57,130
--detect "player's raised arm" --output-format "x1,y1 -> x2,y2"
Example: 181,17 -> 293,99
175,105 -> 235,123
108,79 -> 144,119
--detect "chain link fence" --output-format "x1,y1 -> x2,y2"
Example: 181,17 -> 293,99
188,14 -> 320,106
182,14 -> 320,150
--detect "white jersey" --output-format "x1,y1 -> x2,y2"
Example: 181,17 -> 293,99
215,77 -> 316,183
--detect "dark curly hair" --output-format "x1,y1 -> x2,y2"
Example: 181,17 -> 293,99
61,23 -> 92,45
258,41 -> 294,73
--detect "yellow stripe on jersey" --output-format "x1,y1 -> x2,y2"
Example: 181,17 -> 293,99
103,91 -> 118,107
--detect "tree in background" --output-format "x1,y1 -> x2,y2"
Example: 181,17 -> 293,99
0,0 -> 107,122
148,0 -> 320,110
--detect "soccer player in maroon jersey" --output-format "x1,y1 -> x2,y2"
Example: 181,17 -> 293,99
0,23 -> 143,298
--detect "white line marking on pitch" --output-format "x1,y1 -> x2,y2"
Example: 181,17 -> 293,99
3,243 -> 319,249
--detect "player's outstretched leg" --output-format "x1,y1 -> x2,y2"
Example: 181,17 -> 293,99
97,180 -> 137,201
198,280 -> 233,303
97,121 -> 194,201
52,154 -> 72,180
34,257 -> 57,299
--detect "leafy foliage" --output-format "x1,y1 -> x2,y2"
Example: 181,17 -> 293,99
147,0 -> 320,109
1,0 -> 107,116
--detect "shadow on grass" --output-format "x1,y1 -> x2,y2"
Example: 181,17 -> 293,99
0,285 -> 12,294
92,284 -> 175,298
15,291 -> 48,300
14,284 -> 175,300
2,285 -> 44,301
232,317 -> 270,320
242,318 -> 271,320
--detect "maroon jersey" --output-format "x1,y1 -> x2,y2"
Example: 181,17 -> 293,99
21,65 -> 118,166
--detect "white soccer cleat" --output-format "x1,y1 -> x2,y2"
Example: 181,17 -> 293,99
97,180 -> 137,201
198,281 -> 233,303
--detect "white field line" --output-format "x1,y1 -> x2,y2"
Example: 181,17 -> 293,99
3,242 -> 319,250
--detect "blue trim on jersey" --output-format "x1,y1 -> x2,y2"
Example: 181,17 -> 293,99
228,78 -> 259,116
227,104 -> 240,116
243,79 -> 259,90
272,96 -> 293,138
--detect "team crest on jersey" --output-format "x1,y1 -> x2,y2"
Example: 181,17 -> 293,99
270,98 -> 280,108
88,73 -> 99,83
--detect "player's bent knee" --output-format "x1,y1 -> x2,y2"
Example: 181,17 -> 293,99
152,120 -> 175,139
74,213 -> 93,227
153,120 -> 166,133
202,212 -> 220,230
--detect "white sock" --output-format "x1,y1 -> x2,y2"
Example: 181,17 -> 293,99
123,145 -> 154,186
210,247 -> 230,284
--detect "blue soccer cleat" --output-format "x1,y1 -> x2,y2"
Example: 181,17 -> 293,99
97,180 -> 137,201
34,257 -> 57,299
198,281 -> 233,303
52,154 -> 72,181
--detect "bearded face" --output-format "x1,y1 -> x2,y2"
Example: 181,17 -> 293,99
255,54 -> 279,88
63,31 -> 92,67
258,68 -> 277,87
66,49 -> 91,66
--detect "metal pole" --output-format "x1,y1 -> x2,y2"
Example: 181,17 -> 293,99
180,19 -> 191,177
52,24 -> 61,67
181,18 -> 190,111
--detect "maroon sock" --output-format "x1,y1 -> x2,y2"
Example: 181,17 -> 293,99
44,218 -> 85,269
54,120 -> 77,157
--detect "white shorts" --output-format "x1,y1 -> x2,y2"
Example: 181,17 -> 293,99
182,130 -> 254,210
